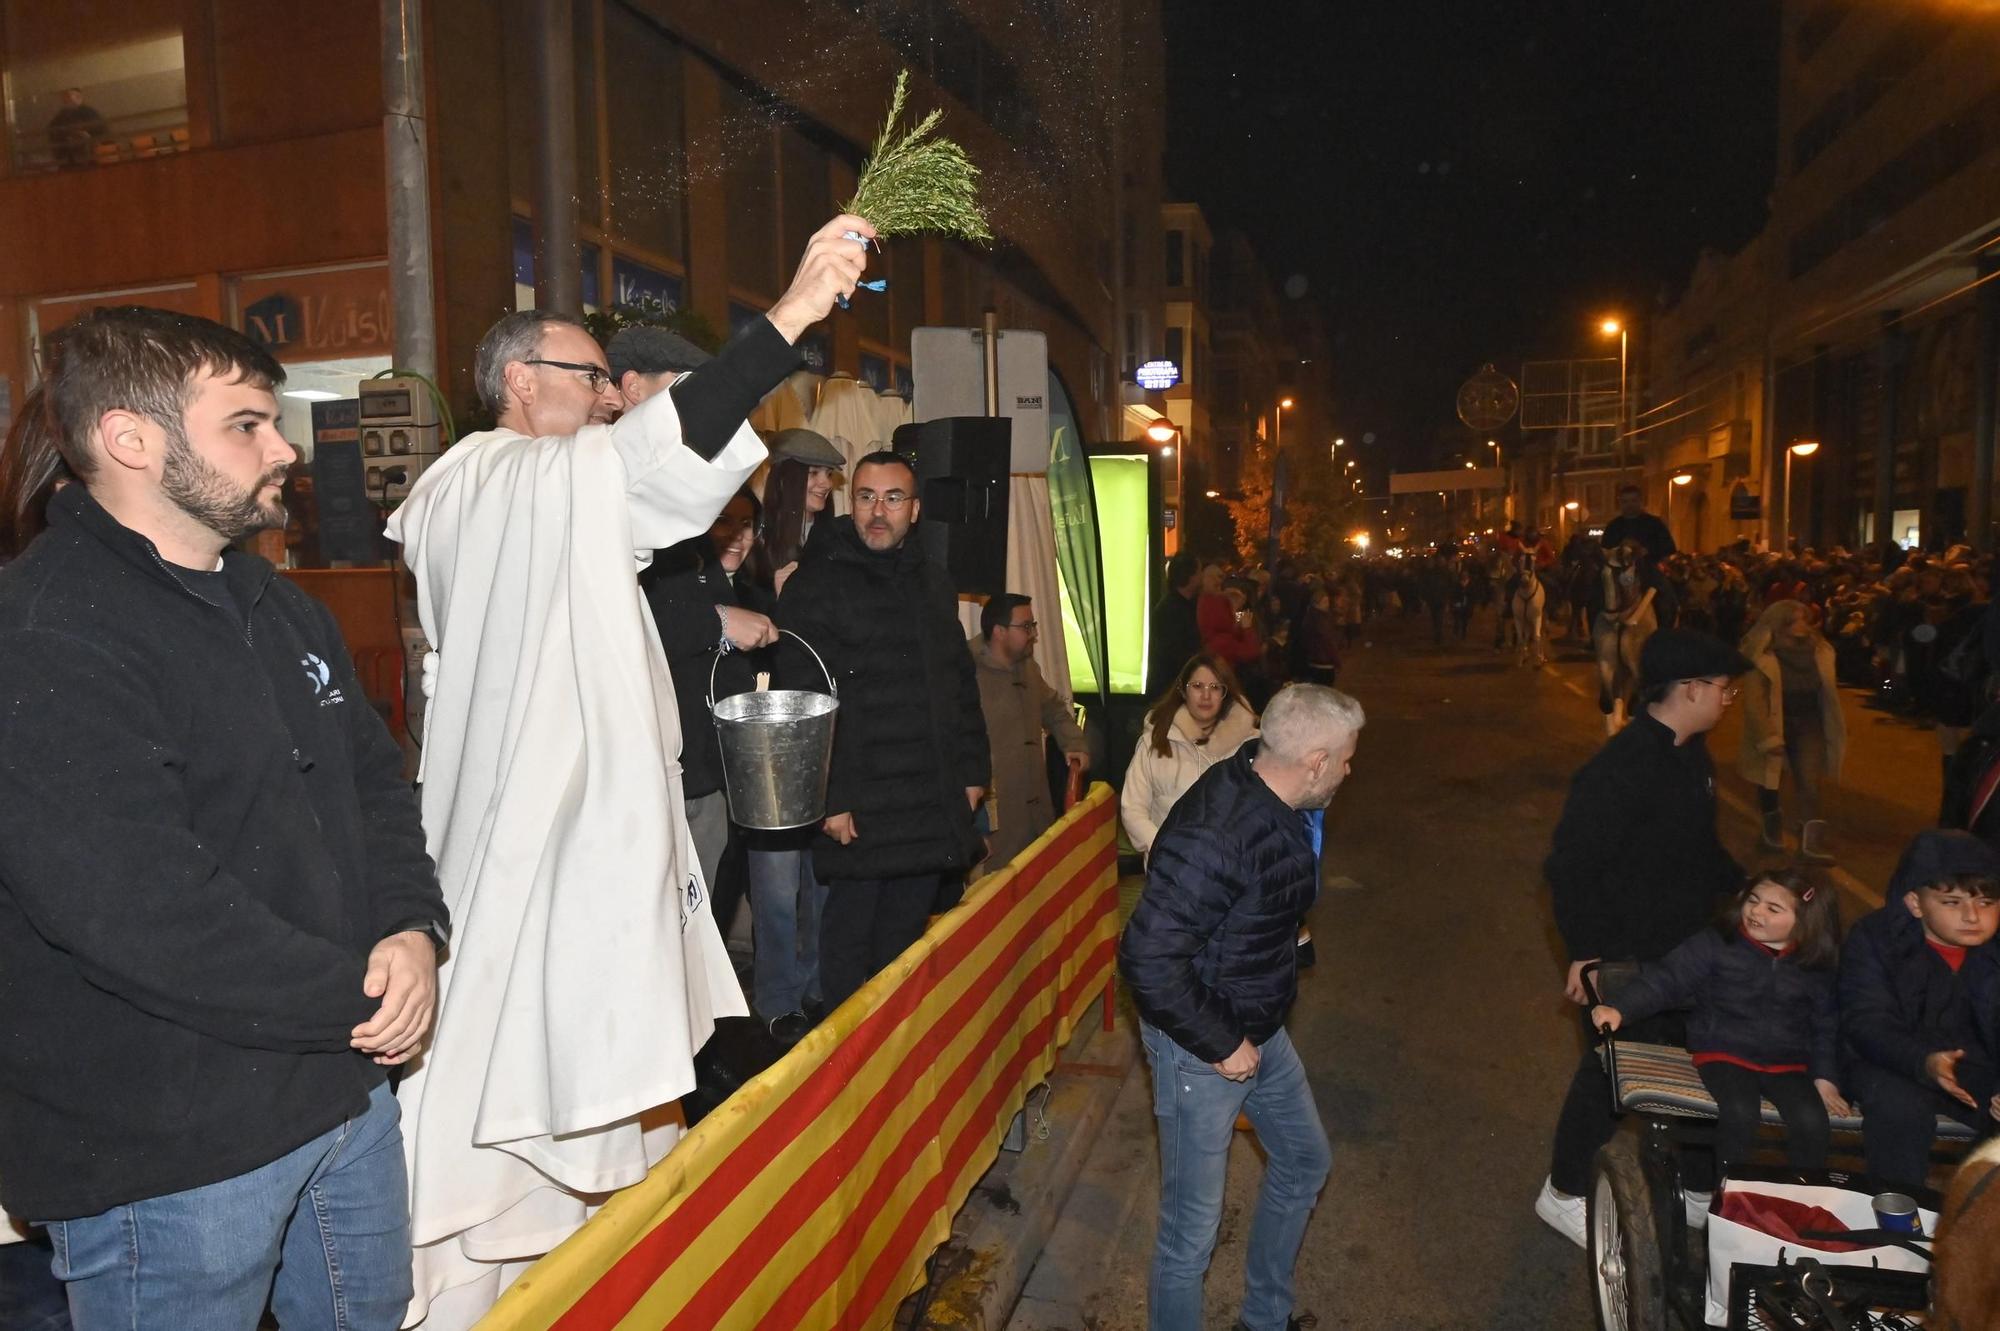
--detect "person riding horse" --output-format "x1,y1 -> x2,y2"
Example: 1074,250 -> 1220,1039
1509,547 -> 1548,668
1593,539 -> 1660,733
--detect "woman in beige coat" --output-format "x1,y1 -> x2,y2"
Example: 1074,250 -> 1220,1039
1739,599 -> 1846,862
1120,652 -> 1259,860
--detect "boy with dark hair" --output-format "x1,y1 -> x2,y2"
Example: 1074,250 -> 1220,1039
1841,829 -> 2000,1187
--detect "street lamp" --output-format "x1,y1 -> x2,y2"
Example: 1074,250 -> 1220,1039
1600,316 -> 1630,483
1266,397 -> 1295,569
1146,422 -> 1177,444
1783,440 -> 1820,552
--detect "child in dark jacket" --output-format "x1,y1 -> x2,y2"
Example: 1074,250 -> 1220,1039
1593,869 -> 1849,1176
1840,829 -> 2000,1188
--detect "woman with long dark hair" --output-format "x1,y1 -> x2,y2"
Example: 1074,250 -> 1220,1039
760,429 -> 845,593
0,386 -> 70,561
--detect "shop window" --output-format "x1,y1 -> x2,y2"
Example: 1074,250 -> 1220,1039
603,2 -> 685,262
888,236 -> 924,343
719,82 -> 780,299
3,0 -> 187,172
510,217 -> 603,314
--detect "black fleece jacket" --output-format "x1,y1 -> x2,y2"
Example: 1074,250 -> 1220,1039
0,486 -> 445,1219
1546,713 -> 1742,964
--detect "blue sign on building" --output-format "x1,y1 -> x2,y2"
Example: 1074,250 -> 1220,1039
612,257 -> 680,312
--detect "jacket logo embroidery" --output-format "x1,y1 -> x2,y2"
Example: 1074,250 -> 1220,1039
301,653 -> 346,709
682,872 -> 703,931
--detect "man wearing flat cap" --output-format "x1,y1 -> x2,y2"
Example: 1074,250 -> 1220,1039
1533,628 -> 1753,1246
607,324 -> 713,413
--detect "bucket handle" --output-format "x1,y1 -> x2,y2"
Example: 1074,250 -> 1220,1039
707,628 -> 837,713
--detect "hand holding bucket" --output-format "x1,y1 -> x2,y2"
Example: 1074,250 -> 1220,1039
707,630 -> 839,830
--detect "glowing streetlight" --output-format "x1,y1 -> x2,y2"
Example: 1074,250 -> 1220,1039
1160,446 -> 1173,457
1783,440 -> 1820,551
1204,489 -> 1220,499
1564,500 -> 1580,510
1280,397 -> 1295,410
1351,533 -> 1370,550
1146,422 -> 1178,444
1671,473 -> 1694,485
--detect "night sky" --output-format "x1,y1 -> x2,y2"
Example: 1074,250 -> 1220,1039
1162,0 -> 1782,469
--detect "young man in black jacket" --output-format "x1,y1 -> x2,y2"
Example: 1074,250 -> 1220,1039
1118,683 -> 1364,1331
1535,628 -> 1750,1247
0,308 -> 448,1328
776,450 -> 990,1011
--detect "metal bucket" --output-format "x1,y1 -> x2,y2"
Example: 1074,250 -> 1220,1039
707,630 -> 839,830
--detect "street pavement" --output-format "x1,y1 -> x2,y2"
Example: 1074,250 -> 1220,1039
1004,606 -> 1938,1331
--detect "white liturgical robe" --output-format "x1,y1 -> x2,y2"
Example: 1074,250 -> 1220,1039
384,388 -> 759,1323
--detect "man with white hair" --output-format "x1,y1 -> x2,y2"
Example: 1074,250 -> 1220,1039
1118,683 -> 1364,1331
387,215 -> 874,1325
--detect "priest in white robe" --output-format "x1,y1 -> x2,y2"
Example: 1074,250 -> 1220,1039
386,215 -> 877,1327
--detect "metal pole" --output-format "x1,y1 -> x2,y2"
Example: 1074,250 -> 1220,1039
1782,447 -> 1793,554
1972,255 -> 1999,551
1874,312 -> 1902,553
532,0 -> 581,316
381,0 -> 436,377
981,308 -> 1000,416
1265,401 -> 1284,569
1618,327 -> 1629,484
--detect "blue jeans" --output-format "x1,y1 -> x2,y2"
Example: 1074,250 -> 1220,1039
1140,1023 -> 1331,1331
45,1080 -> 410,1331
748,847 -> 826,1020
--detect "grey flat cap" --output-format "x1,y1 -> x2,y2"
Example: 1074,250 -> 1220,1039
766,428 -> 846,469
606,325 -> 712,380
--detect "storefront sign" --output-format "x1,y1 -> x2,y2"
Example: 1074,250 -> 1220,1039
1729,483 -> 1761,520
611,257 -> 680,313
1136,359 -> 1180,390
238,266 -> 393,362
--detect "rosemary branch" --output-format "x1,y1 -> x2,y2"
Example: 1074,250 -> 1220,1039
844,70 -> 993,243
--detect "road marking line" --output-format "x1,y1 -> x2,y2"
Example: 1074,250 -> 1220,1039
1542,662 -> 1589,698
1714,786 -> 1882,907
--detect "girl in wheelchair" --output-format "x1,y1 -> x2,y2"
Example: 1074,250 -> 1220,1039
1592,868 -> 1852,1174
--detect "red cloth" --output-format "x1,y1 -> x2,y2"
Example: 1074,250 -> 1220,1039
1693,1050 -> 1809,1074
1717,1190 -> 1864,1251
1930,940 -> 1969,973
1197,593 -> 1261,666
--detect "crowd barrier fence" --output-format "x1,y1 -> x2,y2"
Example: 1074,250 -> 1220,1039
480,782 -> 1122,1330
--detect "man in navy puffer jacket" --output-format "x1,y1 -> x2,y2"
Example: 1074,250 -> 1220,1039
1118,684 -> 1365,1331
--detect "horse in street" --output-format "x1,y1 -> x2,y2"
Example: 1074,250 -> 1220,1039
1591,541 -> 1657,733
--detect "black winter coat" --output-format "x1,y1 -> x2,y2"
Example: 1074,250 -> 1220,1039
1117,742 -> 1318,1062
775,518 -> 989,880
1546,713 -> 1741,964
1615,927 -> 1840,1083
1839,902 -> 2000,1098
1147,588 -> 1202,699
641,541 -> 772,800
0,486 -> 445,1219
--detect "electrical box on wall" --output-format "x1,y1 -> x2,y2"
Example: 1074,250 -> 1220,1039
358,377 -> 441,503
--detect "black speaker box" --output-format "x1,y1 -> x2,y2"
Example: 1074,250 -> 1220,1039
891,416 -> 1011,594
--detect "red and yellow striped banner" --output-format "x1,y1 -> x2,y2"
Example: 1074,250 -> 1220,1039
481,783 -> 1121,1330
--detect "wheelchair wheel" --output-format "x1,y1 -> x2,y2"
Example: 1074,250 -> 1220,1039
1590,1135 -> 1665,1331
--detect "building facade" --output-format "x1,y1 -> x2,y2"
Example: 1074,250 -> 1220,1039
1640,2 -> 2000,554
0,0 -> 1166,484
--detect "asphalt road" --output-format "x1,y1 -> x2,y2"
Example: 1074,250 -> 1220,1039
1007,607 -> 1935,1331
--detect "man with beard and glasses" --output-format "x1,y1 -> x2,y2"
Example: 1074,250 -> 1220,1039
774,449 -> 991,1011
0,307 -> 448,1329
385,215 -> 874,1326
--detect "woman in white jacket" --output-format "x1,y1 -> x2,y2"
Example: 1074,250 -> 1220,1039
1121,652 -> 1259,859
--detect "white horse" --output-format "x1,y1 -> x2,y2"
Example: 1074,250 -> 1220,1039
1592,545 -> 1658,733
1510,554 -> 1547,668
